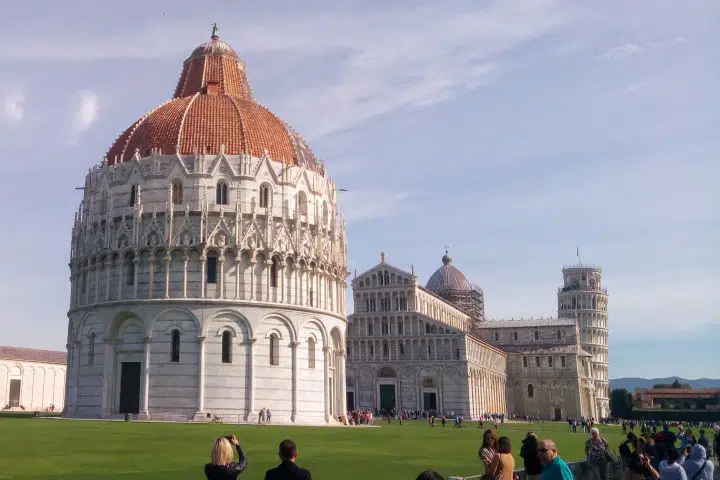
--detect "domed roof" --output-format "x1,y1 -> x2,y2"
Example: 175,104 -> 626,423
425,252 -> 473,292
105,26 -> 323,173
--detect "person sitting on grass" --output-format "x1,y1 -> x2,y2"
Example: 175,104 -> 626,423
264,439 -> 312,480
204,434 -> 248,480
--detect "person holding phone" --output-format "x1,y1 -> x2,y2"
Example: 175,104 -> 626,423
204,434 -> 248,479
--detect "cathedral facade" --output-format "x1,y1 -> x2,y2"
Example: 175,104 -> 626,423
347,254 -> 609,420
64,29 -> 349,424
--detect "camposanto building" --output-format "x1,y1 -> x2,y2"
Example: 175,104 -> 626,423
346,253 -> 609,420
64,29 -> 349,423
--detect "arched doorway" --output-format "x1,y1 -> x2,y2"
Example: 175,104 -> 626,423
421,377 -> 438,411
376,367 -> 397,412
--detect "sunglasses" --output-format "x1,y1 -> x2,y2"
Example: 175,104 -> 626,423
537,449 -> 553,453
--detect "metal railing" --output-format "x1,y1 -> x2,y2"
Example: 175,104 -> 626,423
450,460 -> 623,480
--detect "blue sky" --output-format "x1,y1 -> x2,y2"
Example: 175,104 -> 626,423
0,1 -> 717,378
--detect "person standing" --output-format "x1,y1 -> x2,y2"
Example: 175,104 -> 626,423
487,436 -> 515,480
586,427 -> 611,480
681,445 -> 713,480
520,432 -> 543,480
538,439 -> 573,480
478,429 -> 498,478
264,439 -> 312,480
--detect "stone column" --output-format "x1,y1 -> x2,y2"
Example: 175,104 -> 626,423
234,257 -> 241,299
132,253 -> 139,299
338,349 -> 347,416
199,255 -> 207,298
138,336 -> 152,419
182,252 -> 189,298
72,340 -> 81,415
101,339 -> 113,417
218,255 -> 225,299
265,259 -> 272,302
248,260 -> 256,300
164,252 -> 171,298
93,261 -> 99,303
148,254 -> 156,299
279,261 -> 286,303
291,341 -> 299,422
104,257 -> 112,301
118,260 -> 124,300
196,336 -> 206,416
323,346 -> 330,422
62,343 -> 72,417
246,338 -> 256,421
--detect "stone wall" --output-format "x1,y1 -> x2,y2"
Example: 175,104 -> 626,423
0,359 -> 66,411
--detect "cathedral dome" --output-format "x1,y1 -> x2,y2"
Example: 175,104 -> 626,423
105,27 -> 323,173
425,252 -> 473,292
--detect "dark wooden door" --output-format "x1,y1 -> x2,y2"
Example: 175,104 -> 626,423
119,362 -> 141,414
8,379 -> 21,407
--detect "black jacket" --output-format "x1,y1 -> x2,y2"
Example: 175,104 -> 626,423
204,445 -> 248,480
264,459 -> 312,480
520,437 -> 543,475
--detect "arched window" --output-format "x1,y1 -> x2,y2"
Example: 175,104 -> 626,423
206,253 -> 218,284
383,342 -> 389,357
398,343 -> 405,357
216,181 -> 229,205
308,337 -> 316,369
382,322 -> 389,335
88,332 -> 96,365
259,184 -> 270,208
269,333 -> 279,366
270,256 -> 279,288
322,202 -> 328,224
534,330 -> 539,340
384,272 -> 389,285
221,331 -> 232,363
513,331 -> 518,341
298,191 -> 308,216
171,329 -> 180,362
527,384 -> 534,398
556,330 -> 561,340
129,184 -> 139,206
494,332 -> 499,341
171,180 -> 183,205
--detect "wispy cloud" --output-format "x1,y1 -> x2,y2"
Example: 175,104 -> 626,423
604,43 -> 646,60
72,91 -> 100,134
2,92 -> 25,126
339,190 -> 414,223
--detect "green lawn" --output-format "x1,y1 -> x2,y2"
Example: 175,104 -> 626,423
0,418 -> 625,479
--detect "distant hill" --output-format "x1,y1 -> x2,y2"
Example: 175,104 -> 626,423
610,377 -> 720,392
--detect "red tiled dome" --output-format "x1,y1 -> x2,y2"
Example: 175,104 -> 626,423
106,29 -> 323,173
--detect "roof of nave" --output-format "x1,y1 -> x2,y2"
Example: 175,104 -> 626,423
475,317 -> 577,329
104,25 -> 324,174
353,252 -> 417,283
514,344 -> 592,356
0,346 -> 66,365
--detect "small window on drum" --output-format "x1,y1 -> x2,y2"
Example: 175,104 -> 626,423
171,180 -> 183,205
221,331 -> 232,363
206,255 -> 218,284
216,181 -> 229,205
171,329 -> 180,363
259,184 -> 270,208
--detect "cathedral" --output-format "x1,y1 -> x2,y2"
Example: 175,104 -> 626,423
63,28 -> 349,423
346,252 -> 609,420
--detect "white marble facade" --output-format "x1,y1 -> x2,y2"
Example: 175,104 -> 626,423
0,349 -> 66,412
347,256 -> 608,421
65,152 -> 349,424
346,260 -> 507,415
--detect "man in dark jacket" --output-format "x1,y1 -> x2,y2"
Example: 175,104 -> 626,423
265,439 -> 312,480
520,432 -> 543,478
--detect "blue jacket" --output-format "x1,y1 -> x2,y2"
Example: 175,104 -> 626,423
540,456 -> 573,480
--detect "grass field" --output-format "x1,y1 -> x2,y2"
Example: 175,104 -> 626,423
0,418 -> 626,479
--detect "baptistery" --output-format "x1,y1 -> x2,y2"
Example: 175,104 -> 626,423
64,28 -> 349,424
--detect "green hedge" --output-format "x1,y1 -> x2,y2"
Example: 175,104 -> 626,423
0,411 -> 63,419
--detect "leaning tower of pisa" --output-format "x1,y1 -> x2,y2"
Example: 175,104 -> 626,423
557,264 -> 609,418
